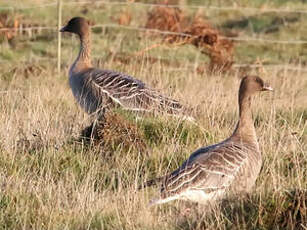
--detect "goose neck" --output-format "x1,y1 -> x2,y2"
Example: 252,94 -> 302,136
70,33 -> 92,75
79,34 -> 91,63
232,93 -> 257,144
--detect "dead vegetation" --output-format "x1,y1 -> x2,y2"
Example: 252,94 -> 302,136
15,129 -> 61,154
11,64 -> 45,78
0,12 -> 21,41
80,110 -> 146,151
0,12 -> 51,41
2,64 -> 45,82
16,132 -> 46,154
145,6 -> 234,73
145,6 -> 185,35
101,51 -> 174,67
112,9 -> 132,26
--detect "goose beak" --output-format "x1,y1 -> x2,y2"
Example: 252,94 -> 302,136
60,25 -> 67,32
262,84 -> 273,91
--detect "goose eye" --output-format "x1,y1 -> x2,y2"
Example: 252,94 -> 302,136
255,77 -> 263,86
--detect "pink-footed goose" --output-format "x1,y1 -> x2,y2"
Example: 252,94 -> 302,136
145,75 -> 273,205
60,17 -> 192,119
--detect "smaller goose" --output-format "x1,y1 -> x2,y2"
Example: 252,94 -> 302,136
145,75 -> 273,205
60,17 -> 192,119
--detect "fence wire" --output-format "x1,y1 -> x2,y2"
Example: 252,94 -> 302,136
2,0 -> 307,14
2,23 -> 307,45
2,54 -> 307,73
1,1 -> 307,72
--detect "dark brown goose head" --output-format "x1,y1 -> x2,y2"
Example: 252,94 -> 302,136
60,17 -> 92,71
60,17 -> 90,37
239,75 -> 273,98
232,75 -> 273,143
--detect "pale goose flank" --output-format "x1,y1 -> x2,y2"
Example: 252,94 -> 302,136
60,17 -> 192,119
145,75 -> 273,205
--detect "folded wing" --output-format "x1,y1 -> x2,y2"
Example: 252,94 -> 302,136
158,142 -> 249,203
86,68 -> 187,116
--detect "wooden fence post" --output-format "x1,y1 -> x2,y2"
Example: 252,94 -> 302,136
57,0 -> 62,76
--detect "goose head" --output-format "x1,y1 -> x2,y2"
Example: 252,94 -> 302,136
60,17 -> 90,37
239,75 -> 273,98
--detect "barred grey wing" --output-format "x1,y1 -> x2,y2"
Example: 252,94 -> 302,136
161,142 -> 249,199
87,69 -> 184,113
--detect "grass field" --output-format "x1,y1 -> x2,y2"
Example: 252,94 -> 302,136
0,0 -> 306,229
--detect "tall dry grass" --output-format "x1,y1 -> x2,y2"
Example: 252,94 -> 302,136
0,0 -> 306,228
0,55 -> 306,229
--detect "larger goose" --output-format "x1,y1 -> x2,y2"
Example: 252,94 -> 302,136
60,17 -> 191,119
145,75 -> 273,205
